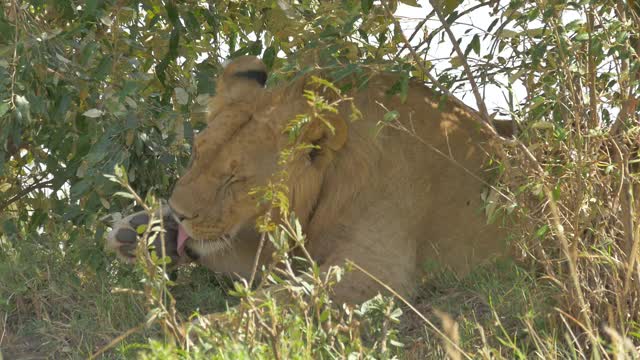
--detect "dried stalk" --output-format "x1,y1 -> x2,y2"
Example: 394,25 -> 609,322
249,232 -> 267,288
517,142 -> 599,350
348,260 -> 472,360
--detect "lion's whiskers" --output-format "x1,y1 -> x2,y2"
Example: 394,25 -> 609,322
219,233 -> 233,250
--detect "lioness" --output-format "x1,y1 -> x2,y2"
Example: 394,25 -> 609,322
107,56 -> 508,304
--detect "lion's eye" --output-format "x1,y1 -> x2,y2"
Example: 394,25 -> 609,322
220,175 -> 246,199
222,174 -> 245,188
222,175 -> 235,186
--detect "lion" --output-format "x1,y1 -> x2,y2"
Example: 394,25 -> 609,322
106,56 -> 510,304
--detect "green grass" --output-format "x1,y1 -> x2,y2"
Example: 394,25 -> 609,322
0,241 -> 567,359
401,259 -> 563,358
2,206 -> 639,359
0,237 -> 265,358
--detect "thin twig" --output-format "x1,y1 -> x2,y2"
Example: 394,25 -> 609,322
348,260 -> 472,360
556,308 -> 586,357
123,182 -> 151,213
9,0 -> 20,109
610,1 -> 640,134
89,322 -> 147,359
394,11 -> 433,59
0,293 -> 14,347
249,231 -> 267,288
428,0 -> 490,122
118,179 -> 188,346
624,223 -> 640,297
395,2 -> 492,60
586,7 -> 599,129
620,150 -> 640,295
0,179 -> 54,211
379,104 -> 512,203
382,3 -> 455,102
137,209 -> 185,344
382,1 -> 510,144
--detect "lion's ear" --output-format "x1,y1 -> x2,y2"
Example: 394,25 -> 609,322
215,56 -> 267,104
301,115 -> 348,153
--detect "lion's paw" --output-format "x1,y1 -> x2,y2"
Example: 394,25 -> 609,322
106,207 -> 181,264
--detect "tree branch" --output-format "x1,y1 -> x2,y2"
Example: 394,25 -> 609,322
382,1 -> 509,142
0,179 -> 54,211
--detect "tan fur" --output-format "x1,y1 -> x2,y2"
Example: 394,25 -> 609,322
168,56 -> 508,304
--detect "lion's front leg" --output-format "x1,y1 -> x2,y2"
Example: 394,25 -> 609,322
313,234 -> 418,305
319,262 -> 414,305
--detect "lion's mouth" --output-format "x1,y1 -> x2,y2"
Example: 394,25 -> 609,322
176,224 -> 235,258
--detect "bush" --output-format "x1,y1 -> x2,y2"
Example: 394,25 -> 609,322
1,0 -> 638,358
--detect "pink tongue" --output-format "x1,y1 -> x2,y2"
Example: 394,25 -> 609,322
177,224 -> 189,257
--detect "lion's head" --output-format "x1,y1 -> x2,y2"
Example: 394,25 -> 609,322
168,56 -> 347,256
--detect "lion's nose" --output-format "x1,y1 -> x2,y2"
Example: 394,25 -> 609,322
174,212 -> 187,222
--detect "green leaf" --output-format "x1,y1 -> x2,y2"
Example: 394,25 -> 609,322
552,185 -> 561,201
15,95 -> 31,123
361,0 -> 373,13
54,94 -> 72,120
450,56 -> 463,68
114,165 -> 127,181
498,29 -> 519,38
99,16 -> 113,26
84,0 -> 97,16
399,0 -> 420,7
114,191 -> 135,199
535,224 -> 549,239
174,87 -> 188,105
390,339 -> 405,347
0,183 -> 11,192
0,101 -> 9,117
93,56 -> 112,80
531,121 -> 554,130
383,110 -> 399,123
165,2 -> 180,25
319,309 -> 330,322
82,108 -> 103,118
2,219 -> 18,236
443,0 -> 462,14
386,74 -> 409,102
136,224 -> 148,235
574,32 -> 589,41
470,34 -> 480,56
263,46 -> 276,70
525,28 -> 545,37
70,180 -> 91,199
309,76 -> 341,95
